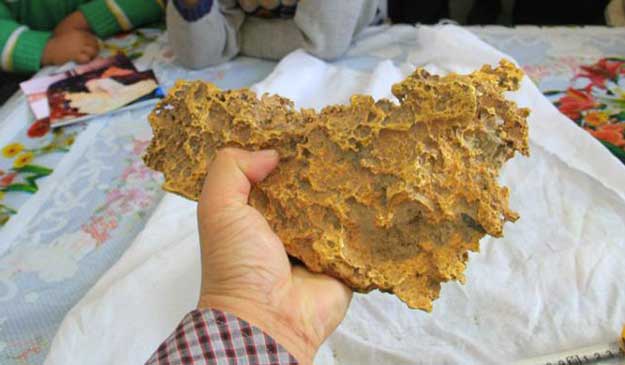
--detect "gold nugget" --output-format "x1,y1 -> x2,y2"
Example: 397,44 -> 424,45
144,60 -> 529,310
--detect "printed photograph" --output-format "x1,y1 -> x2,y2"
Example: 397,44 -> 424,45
47,67 -> 163,127
20,55 -> 137,121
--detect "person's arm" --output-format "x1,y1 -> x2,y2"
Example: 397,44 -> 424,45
0,4 -> 51,73
239,0 -> 379,60
76,0 -> 164,38
145,149 -> 352,365
166,0 -> 244,69
145,309 -> 298,365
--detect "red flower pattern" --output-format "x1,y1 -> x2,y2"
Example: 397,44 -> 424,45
587,124 -> 625,147
577,59 -> 625,89
0,172 -> 17,187
558,88 -> 598,121
555,58 -> 625,161
27,118 -> 51,138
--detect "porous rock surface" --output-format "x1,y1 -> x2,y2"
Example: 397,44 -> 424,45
144,60 -> 529,310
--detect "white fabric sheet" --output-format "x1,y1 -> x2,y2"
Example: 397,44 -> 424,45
45,25 -> 625,365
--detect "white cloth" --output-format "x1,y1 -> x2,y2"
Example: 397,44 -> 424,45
45,25 -> 625,365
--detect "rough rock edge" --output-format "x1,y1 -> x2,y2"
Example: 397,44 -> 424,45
144,60 -> 529,310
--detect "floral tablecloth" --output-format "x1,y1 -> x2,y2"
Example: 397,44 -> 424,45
0,25 -> 624,365
549,58 -> 625,163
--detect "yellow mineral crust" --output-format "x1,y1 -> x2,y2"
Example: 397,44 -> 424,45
144,60 -> 529,310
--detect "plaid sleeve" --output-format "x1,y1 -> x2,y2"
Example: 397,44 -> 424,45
145,309 -> 299,365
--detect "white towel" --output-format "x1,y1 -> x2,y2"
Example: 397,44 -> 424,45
45,25 -> 625,365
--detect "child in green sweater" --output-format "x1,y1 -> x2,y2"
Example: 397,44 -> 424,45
0,0 -> 164,73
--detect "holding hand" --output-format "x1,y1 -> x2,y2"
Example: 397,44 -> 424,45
42,31 -> 100,66
54,11 -> 91,35
197,148 -> 353,365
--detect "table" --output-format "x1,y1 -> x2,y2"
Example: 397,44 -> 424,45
0,25 -> 624,364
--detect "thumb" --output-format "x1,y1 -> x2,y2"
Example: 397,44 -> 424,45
199,148 -> 279,216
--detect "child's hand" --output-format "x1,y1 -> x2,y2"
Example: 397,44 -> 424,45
42,31 -> 100,66
54,11 -> 91,35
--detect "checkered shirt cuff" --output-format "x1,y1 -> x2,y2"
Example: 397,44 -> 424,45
145,309 -> 299,365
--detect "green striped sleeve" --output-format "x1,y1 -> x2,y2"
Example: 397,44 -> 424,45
0,19 -> 51,73
79,0 -> 164,38
0,2 -> 12,20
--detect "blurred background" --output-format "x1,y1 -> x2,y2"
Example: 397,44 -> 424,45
389,0 -> 614,26
2,0 -> 622,105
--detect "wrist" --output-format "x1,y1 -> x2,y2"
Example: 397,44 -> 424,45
54,11 -> 91,35
41,40 -> 54,66
198,294 -> 317,365
72,11 -> 91,32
